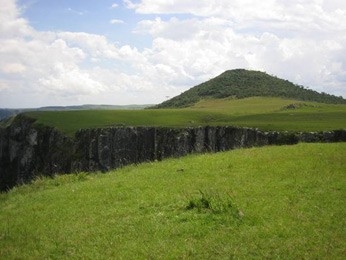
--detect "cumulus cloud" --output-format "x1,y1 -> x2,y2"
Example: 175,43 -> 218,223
126,0 -> 346,40
0,0 -> 345,108
0,0 -> 174,107
38,63 -> 107,95
57,32 -> 119,59
134,17 -> 231,40
0,0 -> 156,107
111,3 -> 119,9
0,0 -> 32,38
127,0 -> 346,96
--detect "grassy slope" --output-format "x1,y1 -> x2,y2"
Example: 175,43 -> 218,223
191,97 -> 346,131
25,97 -> 346,136
25,109 -> 213,136
1,143 -> 345,258
154,69 -> 346,108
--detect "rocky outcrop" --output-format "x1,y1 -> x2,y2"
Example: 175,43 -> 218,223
71,126 -> 301,174
0,115 -> 74,191
1,115 -> 345,191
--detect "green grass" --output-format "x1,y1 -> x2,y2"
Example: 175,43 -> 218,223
229,111 -> 346,131
190,96 -> 306,114
25,109 -> 220,136
25,97 -> 346,136
1,143 -> 345,258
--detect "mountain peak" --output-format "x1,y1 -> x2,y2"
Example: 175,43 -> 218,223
153,69 -> 345,108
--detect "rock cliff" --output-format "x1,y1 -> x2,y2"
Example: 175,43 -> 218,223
1,115 -> 345,191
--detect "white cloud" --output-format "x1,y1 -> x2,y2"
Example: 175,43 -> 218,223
111,3 -> 119,9
125,0 -> 346,42
0,0 -> 174,107
127,0 -> 346,97
57,32 -> 145,64
0,0 -> 32,38
0,0 -> 123,106
1,63 -> 26,74
0,0 -> 346,108
38,63 -> 106,95
123,0 -> 137,9
134,17 -> 231,40
110,19 -> 125,24
57,32 -> 119,59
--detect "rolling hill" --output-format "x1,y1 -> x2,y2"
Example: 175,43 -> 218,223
153,69 -> 346,108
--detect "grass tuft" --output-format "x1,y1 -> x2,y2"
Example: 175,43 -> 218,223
186,190 -> 243,219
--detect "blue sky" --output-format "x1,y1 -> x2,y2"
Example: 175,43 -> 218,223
0,0 -> 345,108
18,0 -> 194,50
19,0 -> 152,48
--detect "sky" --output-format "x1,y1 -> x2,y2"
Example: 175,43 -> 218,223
0,0 -> 345,108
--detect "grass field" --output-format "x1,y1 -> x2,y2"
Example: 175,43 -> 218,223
190,96 -> 306,114
0,143 -> 345,258
25,97 -> 346,136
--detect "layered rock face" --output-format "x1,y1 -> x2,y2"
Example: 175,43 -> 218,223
1,116 -> 345,191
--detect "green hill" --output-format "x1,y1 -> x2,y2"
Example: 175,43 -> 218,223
1,143 -> 345,258
153,69 -> 346,108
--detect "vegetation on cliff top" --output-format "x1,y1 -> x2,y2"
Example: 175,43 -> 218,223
153,69 -> 346,108
25,97 -> 346,136
1,143 -> 345,258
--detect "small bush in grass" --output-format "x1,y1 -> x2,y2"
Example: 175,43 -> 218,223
186,190 -> 244,219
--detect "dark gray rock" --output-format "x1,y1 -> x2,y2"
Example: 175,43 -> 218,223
1,115 -> 345,191
0,115 -> 73,190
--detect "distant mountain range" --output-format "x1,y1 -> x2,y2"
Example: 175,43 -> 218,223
0,104 -> 151,121
153,69 -> 346,108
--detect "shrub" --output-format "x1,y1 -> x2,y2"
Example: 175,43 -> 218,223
185,190 -> 244,220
